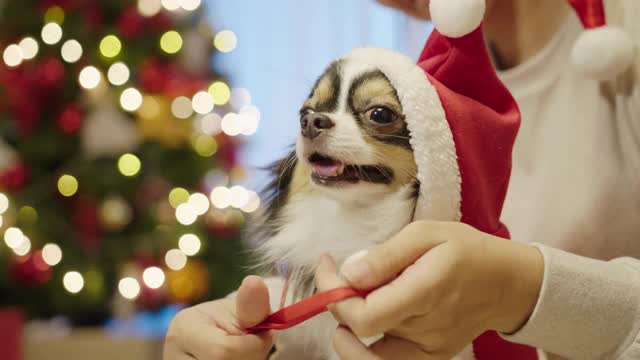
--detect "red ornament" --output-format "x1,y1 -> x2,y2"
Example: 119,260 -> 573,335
36,57 -> 65,91
9,252 -> 52,287
72,196 -> 103,253
140,59 -> 172,93
0,162 -> 28,191
57,103 -> 83,134
118,6 -> 145,39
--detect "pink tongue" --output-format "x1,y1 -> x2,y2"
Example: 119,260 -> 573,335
312,162 -> 343,177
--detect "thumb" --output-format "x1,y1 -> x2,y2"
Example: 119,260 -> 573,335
340,221 -> 448,289
236,275 -> 272,329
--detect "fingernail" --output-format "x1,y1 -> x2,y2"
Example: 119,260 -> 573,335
340,250 -> 370,284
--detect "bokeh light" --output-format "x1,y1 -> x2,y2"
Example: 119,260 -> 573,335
241,191 -> 261,213
118,277 -> 141,299
118,153 -> 141,177
191,91 -> 214,114
168,187 -> 190,208
160,30 -> 183,54
175,203 -> 197,225
61,39 -> 83,63
4,227 -> 24,249
138,95 -> 160,119
120,88 -> 143,112
108,62 -> 130,86
192,135 -> 218,157
214,30 -> 237,53
180,0 -> 201,11
161,0 -> 180,11
208,81 -> 231,105
178,234 -> 201,256
63,271 -> 84,294
187,193 -> 210,215
142,266 -> 165,289
3,44 -> 23,67
195,113 -> 222,135
0,193 -> 9,214
165,249 -> 187,270
41,22 -> 63,45
231,88 -> 252,110
19,37 -> 39,60
138,0 -> 163,17
44,6 -> 65,24
42,243 -> 63,266
18,206 -> 38,226
238,105 -> 261,135
230,185 -> 249,209
221,113 -> 241,136
171,96 -> 193,119
78,66 -> 102,89
210,186 -> 232,209
99,35 -> 122,58
57,175 -> 79,197
13,235 -> 31,256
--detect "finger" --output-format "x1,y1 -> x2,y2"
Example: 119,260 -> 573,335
316,255 -> 410,337
333,326 -> 381,360
369,335 -> 447,360
340,221 -> 448,289
236,275 -> 272,329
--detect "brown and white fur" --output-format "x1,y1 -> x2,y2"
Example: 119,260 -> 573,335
249,58 -> 422,359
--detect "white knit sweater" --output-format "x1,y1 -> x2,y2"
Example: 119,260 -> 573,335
499,1 -> 640,358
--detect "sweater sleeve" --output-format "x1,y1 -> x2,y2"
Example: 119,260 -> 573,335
501,244 -> 640,359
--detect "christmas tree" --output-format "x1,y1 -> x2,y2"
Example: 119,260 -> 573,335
0,0 -> 258,325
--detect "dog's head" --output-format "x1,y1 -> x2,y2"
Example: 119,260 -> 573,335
294,59 -> 417,201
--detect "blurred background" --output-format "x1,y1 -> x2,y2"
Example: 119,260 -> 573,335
0,0 -> 431,359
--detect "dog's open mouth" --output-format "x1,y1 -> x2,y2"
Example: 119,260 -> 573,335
308,153 -> 393,185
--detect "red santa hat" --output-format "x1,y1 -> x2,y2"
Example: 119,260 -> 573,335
429,0 -> 635,80
340,5 -> 536,360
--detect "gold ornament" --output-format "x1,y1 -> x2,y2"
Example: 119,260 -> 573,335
166,259 -> 209,303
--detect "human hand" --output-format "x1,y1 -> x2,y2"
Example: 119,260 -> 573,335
315,221 -> 543,359
163,276 -> 275,360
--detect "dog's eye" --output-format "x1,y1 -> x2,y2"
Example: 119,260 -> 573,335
367,107 -> 395,124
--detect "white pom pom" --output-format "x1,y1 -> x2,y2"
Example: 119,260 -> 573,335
571,26 -> 635,81
430,0 -> 485,38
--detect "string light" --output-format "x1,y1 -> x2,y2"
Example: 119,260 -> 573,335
4,227 -> 24,249
42,243 -> 63,266
161,0 -> 181,11
221,113 -> 241,136
120,88 -> 143,112
175,203 -> 197,225
160,30 -> 183,54
230,185 -> 250,208
178,234 -> 201,256
61,39 -> 83,63
208,81 -> 231,105
78,66 -> 102,89
107,62 -> 130,86
165,249 -> 187,270
13,236 -> 32,256
214,30 -> 237,53
187,193 -> 210,215
192,135 -> 218,157
142,266 -> 165,289
0,193 -> 9,214
171,96 -> 193,119
3,44 -> 23,67
44,6 -> 65,24
210,186 -> 232,209
138,0 -> 163,17
63,271 -> 84,294
180,0 -> 201,11
241,191 -> 261,213
99,35 -> 122,58
41,22 -> 63,45
118,153 -> 141,177
19,37 -> 39,60
118,277 -> 140,299
169,187 -> 190,208
195,113 -> 222,135
191,91 -> 214,114
57,174 -> 79,197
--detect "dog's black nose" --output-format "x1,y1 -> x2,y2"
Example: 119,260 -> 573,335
300,113 -> 335,139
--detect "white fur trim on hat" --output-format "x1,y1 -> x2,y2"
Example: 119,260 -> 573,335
341,48 -> 462,222
571,26 -> 635,81
429,0 -> 485,38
